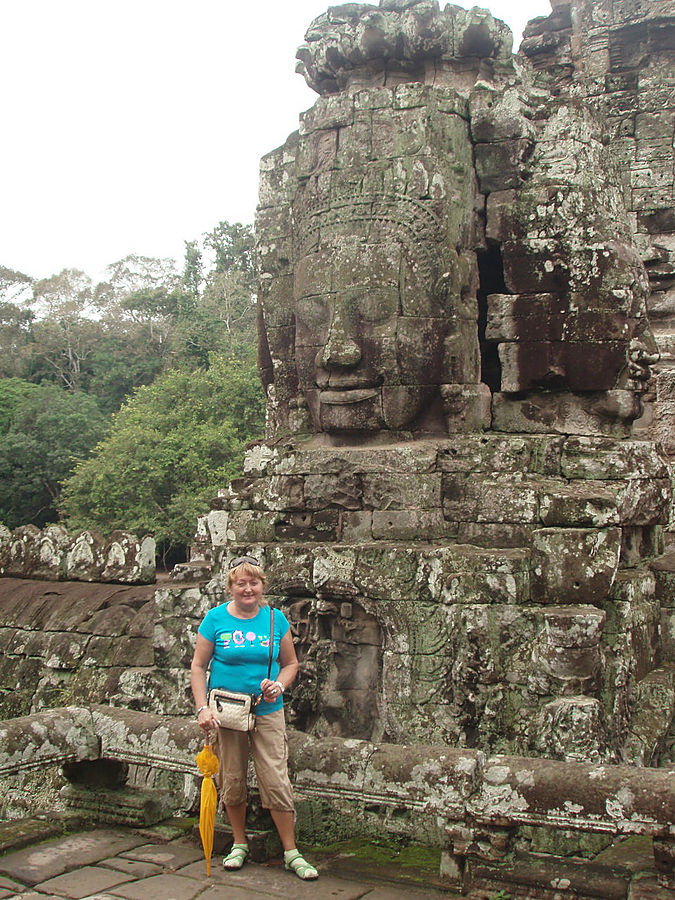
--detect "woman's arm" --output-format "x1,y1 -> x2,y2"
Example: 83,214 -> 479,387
190,633 -> 219,733
261,630 -> 299,702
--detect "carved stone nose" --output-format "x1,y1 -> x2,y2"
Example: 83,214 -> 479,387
316,332 -> 362,368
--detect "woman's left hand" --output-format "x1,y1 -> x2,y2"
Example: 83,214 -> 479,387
260,678 -> 283,702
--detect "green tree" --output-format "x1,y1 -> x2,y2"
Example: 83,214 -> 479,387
26,269 -> 101,390
172,222 -> 257,367
59,352 -> 265,561
0,382 -> 108,528
0,302 -> 35,378
0,378 -> 41,433
0,265 -> 33,306
203,221 -> 255,274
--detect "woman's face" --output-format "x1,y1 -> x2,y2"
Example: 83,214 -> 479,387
230,573 -> 264,613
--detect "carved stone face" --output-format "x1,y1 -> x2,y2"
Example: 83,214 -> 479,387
620,300 -> 659,396
294,235 -> 448,432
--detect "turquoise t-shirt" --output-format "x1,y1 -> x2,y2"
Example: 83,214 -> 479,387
198,603 -> 290,716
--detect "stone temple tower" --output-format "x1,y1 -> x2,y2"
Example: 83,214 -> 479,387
195,0 -> 675,768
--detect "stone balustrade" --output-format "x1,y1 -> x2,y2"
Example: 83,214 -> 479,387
0,525 -> 155,585
1,705 -> 673,894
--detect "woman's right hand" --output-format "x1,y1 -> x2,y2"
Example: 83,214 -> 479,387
197,706 -> 219,734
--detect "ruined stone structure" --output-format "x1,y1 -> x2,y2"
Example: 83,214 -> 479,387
194,0 -> 675,768
0,525 -> 155,584
1,1 -> 674,896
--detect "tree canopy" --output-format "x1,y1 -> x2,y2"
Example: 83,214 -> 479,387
0,381 -> 108,528
58,353 -> 265,560
0,219 -> 264,558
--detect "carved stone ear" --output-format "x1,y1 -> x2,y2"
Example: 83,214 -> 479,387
435,271 -> 452,306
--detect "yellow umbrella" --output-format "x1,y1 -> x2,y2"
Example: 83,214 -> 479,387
196,741 -> 219,875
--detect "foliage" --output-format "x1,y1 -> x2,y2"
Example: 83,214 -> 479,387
0,219 -> 261,545
59,352 -> 265,559
0,378 -> 41,434
171,221 -> 257,367
0,265 -> 33,306
0,382 -> 108,528
0,302 -> 34,378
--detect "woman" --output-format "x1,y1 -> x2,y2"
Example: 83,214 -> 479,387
190,555 -> 318,881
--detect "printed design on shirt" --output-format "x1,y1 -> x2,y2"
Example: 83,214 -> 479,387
220,629 -> 276,651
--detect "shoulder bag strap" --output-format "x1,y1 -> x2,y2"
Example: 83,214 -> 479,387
267,607 -> 275,681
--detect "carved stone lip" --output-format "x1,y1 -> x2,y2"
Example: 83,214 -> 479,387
319,388 -> 379,404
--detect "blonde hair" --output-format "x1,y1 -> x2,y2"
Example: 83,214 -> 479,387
227,561 -> 268,604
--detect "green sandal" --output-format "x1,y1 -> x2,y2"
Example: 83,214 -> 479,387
223,843 -> 249,870
284,849 -> 319,880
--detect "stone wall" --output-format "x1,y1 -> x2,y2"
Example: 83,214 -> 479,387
521,0 -> 675,455
192,434 -> 675,765
0,524 -> 155,584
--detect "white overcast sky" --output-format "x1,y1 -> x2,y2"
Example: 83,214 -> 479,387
1,0 -> 552,281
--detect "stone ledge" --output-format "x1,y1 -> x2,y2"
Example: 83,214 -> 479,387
1,706 -> 673,843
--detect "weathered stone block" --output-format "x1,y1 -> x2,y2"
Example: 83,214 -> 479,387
616,478 -> 672,526
275,510 -> 339,542
529,606 -> 606,697
492,392 -> 636,438
227,510 -> 278,543
101,533 -> 155,584
530,528 -> 621,604
304,473 -> 363,510
5,526 -> 42,578
470,87 -> 535,143
299,94 -> 355,133
561,437 -> 671,481
312,547 -> 358,600
442,475 -> 539,523
622,665 -> 675,765
361,472 -> 441,510
340,511 -> 374,542
353,547 -> 421,601
485,189 -> 518,242
533,697 -> 610,762
439,549 -> 530,605
474,139 -> 532,192
371,508 -> 450,541
440,383 -> 492,432
66,532 -> 107,582
538,481 -> 619,527
498,340 -> 628,392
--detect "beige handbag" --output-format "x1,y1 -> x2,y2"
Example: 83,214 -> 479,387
208,688 -> 259,731
207,609 -> 275,732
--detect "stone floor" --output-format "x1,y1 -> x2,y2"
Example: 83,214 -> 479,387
0,826 -> 460,900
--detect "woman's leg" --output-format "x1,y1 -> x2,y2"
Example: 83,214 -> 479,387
225,802 -> 247,844
214,726 -> 251,868
250,711 -> 318,879
269,809 -> 296,851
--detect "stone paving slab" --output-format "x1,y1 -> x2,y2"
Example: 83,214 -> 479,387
177,858 -> 428,899
105,872 -> 204,900
98,857 -> 164,878
0,831 -> 460,900
8,894 -> 63,900
117,842 -> 203,869
34,866 -> 135,899
0,830 -> 147,885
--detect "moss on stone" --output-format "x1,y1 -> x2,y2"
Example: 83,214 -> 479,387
305,835 -> 442,887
